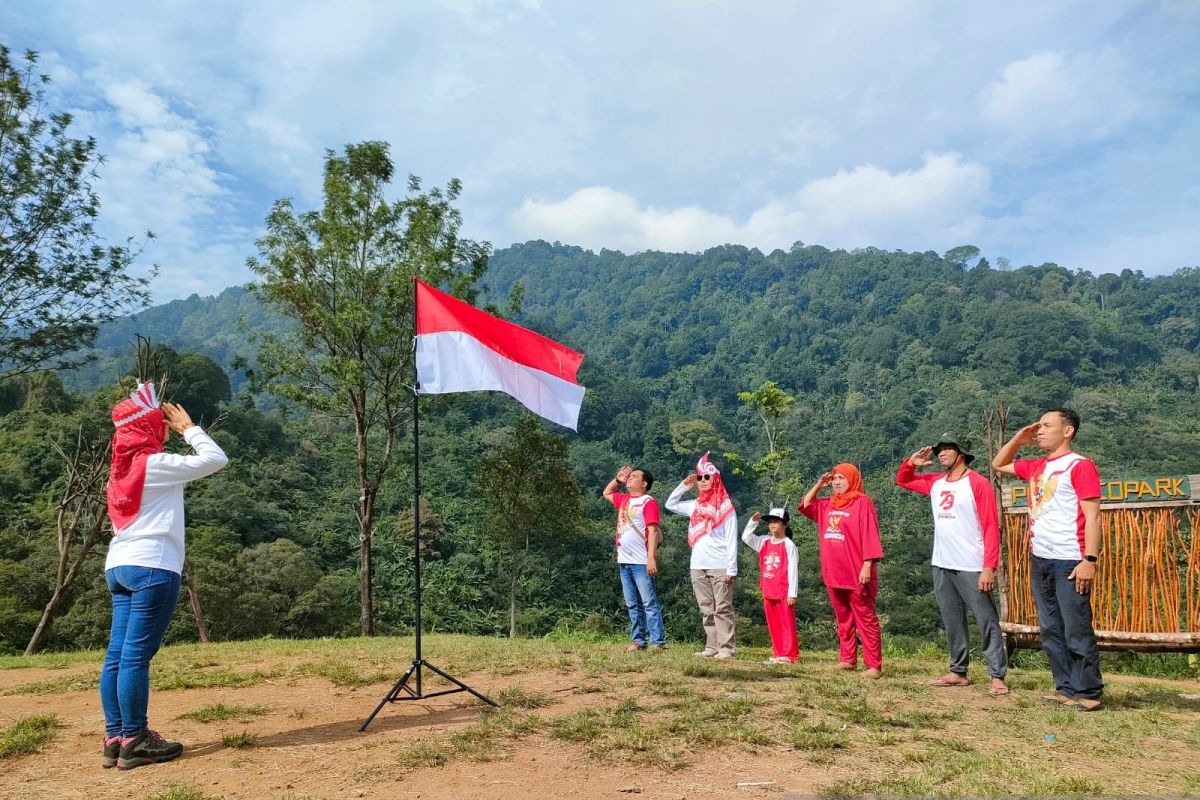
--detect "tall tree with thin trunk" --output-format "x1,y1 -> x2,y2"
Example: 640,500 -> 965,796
0,45 -> 152,379
25,427 -> 110,654
478,417 -> 581,639
248,141 -> 489,635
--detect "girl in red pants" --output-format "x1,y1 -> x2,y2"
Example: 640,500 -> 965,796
742,508 -> 800,663
799,464 -> 884,678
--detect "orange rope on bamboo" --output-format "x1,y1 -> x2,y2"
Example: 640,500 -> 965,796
1002,507 -> 1199,634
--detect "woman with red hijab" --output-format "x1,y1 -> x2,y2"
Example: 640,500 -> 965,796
799,464 -> 884,677
100,383 -> 227,770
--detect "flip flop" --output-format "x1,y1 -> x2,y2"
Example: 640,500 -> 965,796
988,686 -> 1011,696
928,676 -> 971,687
1065,699 -> 1103,712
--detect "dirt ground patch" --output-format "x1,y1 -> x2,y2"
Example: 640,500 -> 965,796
2,637 -> 1198,799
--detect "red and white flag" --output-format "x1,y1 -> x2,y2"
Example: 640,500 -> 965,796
415,279 -> 585,430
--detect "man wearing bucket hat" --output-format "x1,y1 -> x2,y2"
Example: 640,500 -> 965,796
897,434 -> 1008,696
666,453 -> 739,659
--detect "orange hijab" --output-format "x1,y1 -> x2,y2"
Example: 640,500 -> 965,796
829,463 -> 866,510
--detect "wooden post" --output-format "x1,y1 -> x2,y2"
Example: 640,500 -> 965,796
182,560 -> 210,643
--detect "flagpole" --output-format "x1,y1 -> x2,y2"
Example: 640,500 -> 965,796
358,277 -> 495,732
412,315 -> 422,696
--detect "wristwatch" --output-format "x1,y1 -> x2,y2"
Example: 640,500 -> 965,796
1084,555 -> 1098,563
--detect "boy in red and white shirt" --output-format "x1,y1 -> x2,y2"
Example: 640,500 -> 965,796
993,408 -> 1104,711
896,434 -> 1007,695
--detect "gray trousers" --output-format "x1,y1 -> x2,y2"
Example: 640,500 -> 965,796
690,568 -> 736,655
932,566 -> 1007,679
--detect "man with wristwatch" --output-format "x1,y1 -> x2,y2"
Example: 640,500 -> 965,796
993,408 -> 1104,711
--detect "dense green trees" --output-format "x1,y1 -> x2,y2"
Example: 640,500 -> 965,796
1,241 -> 1197,655
0,46 -> 151,379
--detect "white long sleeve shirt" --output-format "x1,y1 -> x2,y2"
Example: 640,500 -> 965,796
105,426 -> 229,575
665,481 -> 739,575
742,520 -> 799,598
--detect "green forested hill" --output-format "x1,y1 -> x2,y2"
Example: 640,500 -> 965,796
3,241 -> 1198,657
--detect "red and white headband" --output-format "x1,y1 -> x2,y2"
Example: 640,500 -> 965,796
696,451 -> 720,477
112,382 -> 162,428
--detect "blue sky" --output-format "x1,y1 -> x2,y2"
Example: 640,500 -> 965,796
3,1 -> 1198,302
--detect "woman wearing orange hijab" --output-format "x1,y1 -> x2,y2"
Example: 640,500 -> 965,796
799,464 -> 884,677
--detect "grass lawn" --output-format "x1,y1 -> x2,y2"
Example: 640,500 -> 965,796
1,634 -> 1198,798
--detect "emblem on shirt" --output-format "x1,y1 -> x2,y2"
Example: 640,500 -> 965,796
938,491 -> 955,511
1029,473 -> 1062,519
763,552 -> 781,577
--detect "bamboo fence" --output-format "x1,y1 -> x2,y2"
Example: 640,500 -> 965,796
1001,507 -> 1200,649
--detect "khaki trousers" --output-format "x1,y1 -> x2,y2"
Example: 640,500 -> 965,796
690,568 -> 736,655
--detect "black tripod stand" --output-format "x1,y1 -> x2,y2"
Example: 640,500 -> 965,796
358,371 -> 496,732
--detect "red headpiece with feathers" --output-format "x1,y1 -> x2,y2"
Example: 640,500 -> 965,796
687,452 -> 734,546
107,382 -> 165,531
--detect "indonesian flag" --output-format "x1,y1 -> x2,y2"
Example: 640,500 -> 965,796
415,279 -> 585,430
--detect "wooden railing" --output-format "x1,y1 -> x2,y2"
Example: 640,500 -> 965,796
999,507 -> 1200,652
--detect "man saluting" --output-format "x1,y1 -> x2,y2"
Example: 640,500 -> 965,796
897,435 -> 1007,696
992,408 -> 1103,711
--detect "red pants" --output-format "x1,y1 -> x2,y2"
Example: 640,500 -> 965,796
763,597 -> 799,661
826,581 -> 882,669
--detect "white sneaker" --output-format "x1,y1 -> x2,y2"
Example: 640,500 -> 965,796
694,649 -> 718,657
714,651 -> 735,660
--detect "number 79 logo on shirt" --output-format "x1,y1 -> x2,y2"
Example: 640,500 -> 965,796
938,491 -> 955,511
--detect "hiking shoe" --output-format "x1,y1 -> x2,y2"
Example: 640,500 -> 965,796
102,736 -> 120,768
117,730 -> 183,770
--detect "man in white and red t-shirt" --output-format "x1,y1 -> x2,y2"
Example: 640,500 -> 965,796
993,408 -> 1104,710
603,466 -> 665,651
897,434 -> 1007,695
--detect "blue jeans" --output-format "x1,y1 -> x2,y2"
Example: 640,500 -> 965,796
1030,555 -> 1103,699
619,563 -> 665,647
101,566 -> 181,737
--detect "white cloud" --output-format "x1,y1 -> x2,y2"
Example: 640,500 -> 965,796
513,187 -> 738,252
3,0 -> 1197,300
512,153 -> 991,254
980,49 -> 1150,141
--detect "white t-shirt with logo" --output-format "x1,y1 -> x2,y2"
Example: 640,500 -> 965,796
895,463 -> 1000,571
610,492 -> 661,565
1014,453 -> 1102,560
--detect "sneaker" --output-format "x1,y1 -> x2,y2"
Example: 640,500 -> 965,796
102,736 -> 120,768
863,667 -> 883,679
648,644 -> 667,651
764,657 -> 792,665
117,730 -> 184,770
694,649 -> 718,657
836,662 -> 857,671
714,651 -> 735,660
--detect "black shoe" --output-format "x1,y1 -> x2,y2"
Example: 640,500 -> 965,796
103,736 -> 120,768
117,730 -> 184,770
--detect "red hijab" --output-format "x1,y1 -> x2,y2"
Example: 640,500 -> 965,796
107,383 -> 165,531
688,452 -> 735,546
829,463 -> 866,510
